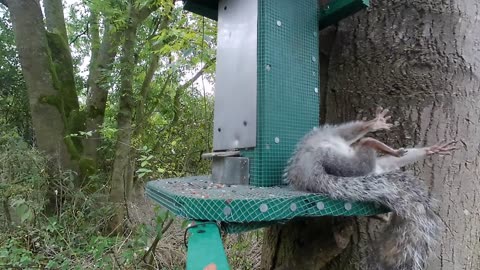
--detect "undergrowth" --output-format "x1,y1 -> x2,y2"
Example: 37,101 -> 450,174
0,131 -> 261,269
0,131 -> 183,269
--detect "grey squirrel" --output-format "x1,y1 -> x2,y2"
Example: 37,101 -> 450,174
283,108 -> 457,270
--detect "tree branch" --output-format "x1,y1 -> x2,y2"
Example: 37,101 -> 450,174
135,0 -> 174,25
133,2 -> 176,136
172,57 -> 216,124
142,73 -> 174,124
140,218 -> 174,265
180,57 -> 216,90
69,25 -> 88,45
88,9 -> 100,62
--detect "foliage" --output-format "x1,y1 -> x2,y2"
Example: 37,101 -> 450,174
0,130 -> 47,227
0,131 -> 180,269
0,11 -> 31,141
0,0 -> 241,268
134,91 -> 214,180
93,3 -> 217,181
0,206 -> 178,269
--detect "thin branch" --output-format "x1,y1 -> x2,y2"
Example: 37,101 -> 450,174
161,218 -> 174,235
141,73 -> 174,125
171,58 -> 215,125
133,11 -> 174,134
110,250 -> 122,269
146,16 -> 161,40
180,57 -> 216,90
69,25 -> 88,45
140,218 -> 174,264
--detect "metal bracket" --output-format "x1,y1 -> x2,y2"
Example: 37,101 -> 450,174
201,150 -> 240,159
212,156 -> 249,185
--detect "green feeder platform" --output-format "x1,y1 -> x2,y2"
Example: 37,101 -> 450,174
146,0 -> 375,269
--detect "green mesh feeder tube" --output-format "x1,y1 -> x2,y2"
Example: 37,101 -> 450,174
146,0 -> 372,269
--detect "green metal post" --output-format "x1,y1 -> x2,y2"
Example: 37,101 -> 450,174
186,222 -> 230,270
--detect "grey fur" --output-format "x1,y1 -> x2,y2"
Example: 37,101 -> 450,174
284,121 -> 442,270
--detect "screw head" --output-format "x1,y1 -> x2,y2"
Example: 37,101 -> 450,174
314,87 -> 318,93
274,137 -> 280,144
313,31 -> 318,37
290,203 -> 297,212
316,202 -> 325,210
344,203 -> 352,211
311,56 -> 316,62
276,20 -> 282,26
259,204 -> 269,213
265,64 -> 271,71
223,206 -> 232,216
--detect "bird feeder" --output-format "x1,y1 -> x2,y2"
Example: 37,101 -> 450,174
146,0 -> 376,269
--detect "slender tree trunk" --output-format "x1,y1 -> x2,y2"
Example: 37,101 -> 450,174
6,0 -> 73,171
106,0 -> 164,233
88,10 -> 100,66
108,19 -> 137,233
261,0 -> 480,269
84,24 -> 119,162
134,3 -> 174,134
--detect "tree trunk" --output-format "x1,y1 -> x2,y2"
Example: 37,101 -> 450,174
261,0 -> 480,269
84,23 -> 119,163
108,19 -> 137,233
106,0 -> 164,234
42,0 -> 79,125
6,0 -> 74,171
43,0 -> 69,41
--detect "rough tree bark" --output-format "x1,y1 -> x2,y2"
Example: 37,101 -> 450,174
83,23 -> 120,163
5,0 -> 74,171
108,15 -> 137,233
107,0 -> 175,233
43,0 -> 69,41
42,0 -> 79,122
261,0 -> 480,269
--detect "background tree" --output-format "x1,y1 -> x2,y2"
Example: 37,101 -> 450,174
0,0 -> 218,267
5,0 -> 77,173
1,0 -> 216,233
0,11 -> 30,141
261,0 -> 479,269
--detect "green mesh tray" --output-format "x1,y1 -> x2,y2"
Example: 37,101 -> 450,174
146,176 -> 388,224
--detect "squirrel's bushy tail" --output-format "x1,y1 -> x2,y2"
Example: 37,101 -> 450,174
287,171 -> 442,270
